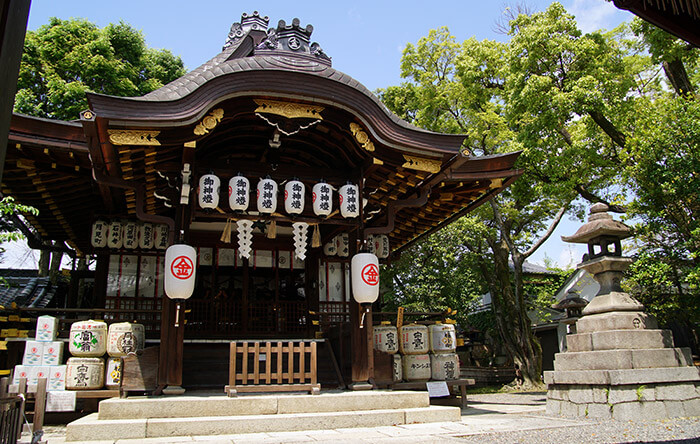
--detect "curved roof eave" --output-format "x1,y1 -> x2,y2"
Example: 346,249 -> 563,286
86,57 -> 466,156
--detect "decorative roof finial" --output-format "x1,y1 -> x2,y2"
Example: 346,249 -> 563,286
223,11 -> 270,51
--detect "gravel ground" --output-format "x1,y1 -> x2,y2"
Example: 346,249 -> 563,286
453,416 -> 700,443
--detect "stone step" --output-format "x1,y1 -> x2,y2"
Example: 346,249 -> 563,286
98,390 -> 429,419
554,347 -> 692,371
567,329 -> 673,352
66,405 -> 461,441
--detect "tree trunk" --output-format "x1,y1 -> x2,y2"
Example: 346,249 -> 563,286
49,247 -> 63,284
663,59 -> 694,96
38,249 -> 50,277
486,240 -> 543,386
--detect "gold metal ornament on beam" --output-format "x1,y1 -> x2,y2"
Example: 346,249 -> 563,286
108,130 -> 161,146
254,99 -> 324,120
194,108 -> 224,135
349,123 -> 375,152
402,155 -> 441,174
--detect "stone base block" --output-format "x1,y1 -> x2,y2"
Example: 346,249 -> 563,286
576,311 -> 657,333
553,347 -> 691,371
567,329 -> 673,352
546,379 -> 700,421
545,366 -> 700,386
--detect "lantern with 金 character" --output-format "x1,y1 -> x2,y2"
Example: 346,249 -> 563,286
339,183 -> 359,218
91,220 -> 107,248
351,250 -> 379,328
164,244 -> 197,300
198,173 -> 220,209
229,174 -> 250,211
107,220 -> 123,249
312,181 -> 332,216
154,224 -> 169,250
284,179 -> 305,215
123,221 -> 138,249
139,223 -> 154,249
257,177 -> 278,214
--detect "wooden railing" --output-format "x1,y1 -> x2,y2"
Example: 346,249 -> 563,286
225,340 -> 320,396
0,395 -> 23,444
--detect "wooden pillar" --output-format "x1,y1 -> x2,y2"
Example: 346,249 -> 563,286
157,144 -> 194,394
349,230 -> 374,389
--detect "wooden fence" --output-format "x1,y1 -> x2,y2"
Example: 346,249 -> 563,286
0,395 -> 23,444
225,341 -> 320,396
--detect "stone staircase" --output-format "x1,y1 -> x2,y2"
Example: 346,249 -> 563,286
65,390 -> 461,441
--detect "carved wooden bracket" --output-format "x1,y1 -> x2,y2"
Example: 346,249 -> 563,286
402,154 -> 441,174
349,123 -> 375,152
194,108 -> 224,135
108,130 -> 161,146
254,99 -> 324,120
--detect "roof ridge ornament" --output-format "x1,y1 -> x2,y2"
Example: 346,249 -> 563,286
254,17 -> 331,65
223,11 -> 270,51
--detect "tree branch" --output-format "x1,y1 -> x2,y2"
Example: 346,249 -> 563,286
588,110 -> 626,149
523,203 -> 569,259
574,183 -> 626,213
489,198 -> 517,256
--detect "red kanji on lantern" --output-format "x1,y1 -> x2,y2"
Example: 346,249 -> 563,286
361,263 -> 379,286
171,256 -> 194,280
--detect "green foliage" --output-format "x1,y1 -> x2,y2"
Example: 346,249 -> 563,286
14,17 -> 185,120
0,196 -> 39,256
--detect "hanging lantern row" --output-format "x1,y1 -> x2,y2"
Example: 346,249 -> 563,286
323,233 -> 351,257
91,220 -> 169,250
197,174 -> 360,218
367,234 -> 391,259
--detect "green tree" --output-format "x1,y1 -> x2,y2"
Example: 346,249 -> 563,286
378,4 -> 661,385
0,196 -> 38,263
14,17 -> 185,121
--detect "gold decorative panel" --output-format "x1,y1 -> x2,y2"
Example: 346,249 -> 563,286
349,123 -> 375,152
108,130 -> 161,146
254,100 -> 324,119
194,108 -> 224,135
402,155 -> 441,173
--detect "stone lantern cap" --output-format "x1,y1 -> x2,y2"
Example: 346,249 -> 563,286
552,290 -> 589,311
562,203 -> 631,244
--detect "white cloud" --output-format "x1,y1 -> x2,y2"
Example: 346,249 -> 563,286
566,0 -> 621,33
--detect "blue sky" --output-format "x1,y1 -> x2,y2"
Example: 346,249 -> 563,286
6,1 -> 635,269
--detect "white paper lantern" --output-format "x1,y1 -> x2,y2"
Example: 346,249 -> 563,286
336,233 -> 350,257
366,234 -> 376,255
339,183 -> 359,218
312,182 -> 332,216
257,178 -> 278,214
154,224 -> 169,250
107,221 -> 123,249
376,234 -> 390,259
91,220 -> 108,248
323,241 -> 337,256
284,179 -> 305,215
351,252 -> 380,304
123,222 -> 138,249
229,175 -> 250,211
139,223 -> 154,249
164,244 -> 197,300
198,173 -> 220,209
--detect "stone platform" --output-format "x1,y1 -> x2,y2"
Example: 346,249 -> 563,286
64,390 -> 461,441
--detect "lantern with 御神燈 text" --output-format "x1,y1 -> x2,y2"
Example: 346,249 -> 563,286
91,220 -> 107,248
229,174 -> 249,211
284,179 -> 305,215
339,183 -> 359,218
198,173 -> 220,209
257,177 -> 278,214
164,244 -> 197,300
312,181 -> 332,216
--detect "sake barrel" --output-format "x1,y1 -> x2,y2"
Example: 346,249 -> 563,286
431,353 -> 460,380
399,323 -> 429,355
429,322 -> 457,354
392,354 -> 403,382
107,322 -> 145,357
402,354 -> 431,381
69,320 -> 107,357
66,357 -> 104,390
373,321 -> 398,354
105,357 -> 122,389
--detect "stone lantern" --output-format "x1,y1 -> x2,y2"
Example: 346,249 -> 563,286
552,288 -> 588,335
545,203 -> 700,420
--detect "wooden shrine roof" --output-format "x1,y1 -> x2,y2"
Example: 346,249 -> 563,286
3,12 -> 523,257
613,0 -> 700,46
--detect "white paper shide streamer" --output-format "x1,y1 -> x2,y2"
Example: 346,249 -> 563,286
292,222 -> 309,260
236,219 -> 253,259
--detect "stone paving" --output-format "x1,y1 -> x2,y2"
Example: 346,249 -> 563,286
31,391 -> 700,443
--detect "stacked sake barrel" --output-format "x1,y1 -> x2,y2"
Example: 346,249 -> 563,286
373,320 -> 459,383
66,320 -> 144,390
